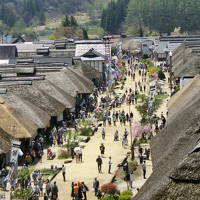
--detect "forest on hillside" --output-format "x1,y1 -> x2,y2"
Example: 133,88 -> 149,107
0,0 -> 89,34
101,0 -> 200,35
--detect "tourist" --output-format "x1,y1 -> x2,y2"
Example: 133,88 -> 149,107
73,183 -> 79,200
33,182 -> 40,197
62,165 -> 66,182
78,182 -> 83,200
51,181 -> 58,200
130,172 -> 134,188
114,130 -> 119,141
93,178 -> 100,196
115,111 -> 119,121
108,157 -> 112,174
142,161 -> 147,179
71,182 -> 75,200
46,179 -> 52,197
112,113 -> 116,126
38,178 -> 44,196
100,143 -> 105,157
44,192 -> 48,200
96,156 -> 103,173
81,182 -> 89,200
101,128 -> 106,140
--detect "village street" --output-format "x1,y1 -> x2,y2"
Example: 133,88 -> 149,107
31,62 -> 169,200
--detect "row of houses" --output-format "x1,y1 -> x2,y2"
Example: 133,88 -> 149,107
0,38 -> 112,168
133,37 -> 200,200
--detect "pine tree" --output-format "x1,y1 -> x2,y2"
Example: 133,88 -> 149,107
70,16 -> 77,27
62,15 -> 70,27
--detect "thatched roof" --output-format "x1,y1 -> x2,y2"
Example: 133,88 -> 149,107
173,54 -> 200,77
33,79 -> 75,109
0,93 -> 50,128
45,71 -> 78,97
72,63 -> 101,80
63,68 -> 94,94
0,98 -> 37,139
0,128 -> 11,154
5,84 -> 65,116
134,75 -> 200,200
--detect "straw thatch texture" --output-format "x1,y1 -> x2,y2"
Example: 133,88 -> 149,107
33,79 -> 75,109
6,84 -> 65,116
0,128 -> 11,154
63,68 -> 94,93
45,71 -> 78,97
0,98 -> 37,139
71,63 -> 101,80
133,75 -> 200,200
0,93 -> 50,128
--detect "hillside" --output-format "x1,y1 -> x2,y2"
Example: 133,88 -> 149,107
101,0 -> 200,35
0,0 -> 90,33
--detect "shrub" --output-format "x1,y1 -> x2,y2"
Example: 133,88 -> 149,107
18,168 -> 31,180
128,160 -> 139,172
158,70 -> 166,80
11,188 -> 32,199
121,190 -> 133,196
135,138 -> 148,146
102,196 -> 117,200
79,127 -> 93,136
119,194 -> 132,200
101,183 -> 118,195
58,149 -> 70,159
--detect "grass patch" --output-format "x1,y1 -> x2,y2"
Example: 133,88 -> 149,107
40,169 -> 56,175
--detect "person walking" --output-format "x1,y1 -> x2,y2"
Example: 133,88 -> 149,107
101,128 -> 105,140
81,182 -> 89,200
62,165 -> 66,182
96,156 -> 103,173
100,143 -> 105,157
46,179 -> 52,198
114,130 -> 119,141
130,172 -> 134,188
93,178 -> 99,196
71,182 -> 75,200
108,157 -> 112,174
78,148 -> 83,163
142,161 -> 147,179
51,182 -> 58,200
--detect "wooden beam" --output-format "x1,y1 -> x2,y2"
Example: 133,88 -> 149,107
2,76 -> 45,81
0,81 -> 32,86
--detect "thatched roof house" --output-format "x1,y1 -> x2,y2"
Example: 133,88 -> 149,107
72,63 -> 101,80
63,68 -> 94,93
0,93 -> 50,128
5,84 -> 65,117
134,75 -> 200,200
172,42 -> 200,78
0,98 -> 37,139
33,79 -> 75,109
0,128 -> 12,154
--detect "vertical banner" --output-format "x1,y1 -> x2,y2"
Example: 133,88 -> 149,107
9,140 -> 23,185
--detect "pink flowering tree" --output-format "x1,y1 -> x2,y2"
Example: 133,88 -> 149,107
131,119 -> 152,139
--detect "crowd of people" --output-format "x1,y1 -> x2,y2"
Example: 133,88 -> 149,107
0,56 -> 170,200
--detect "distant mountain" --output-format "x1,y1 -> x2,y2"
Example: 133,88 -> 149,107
0,0 -> 90,29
